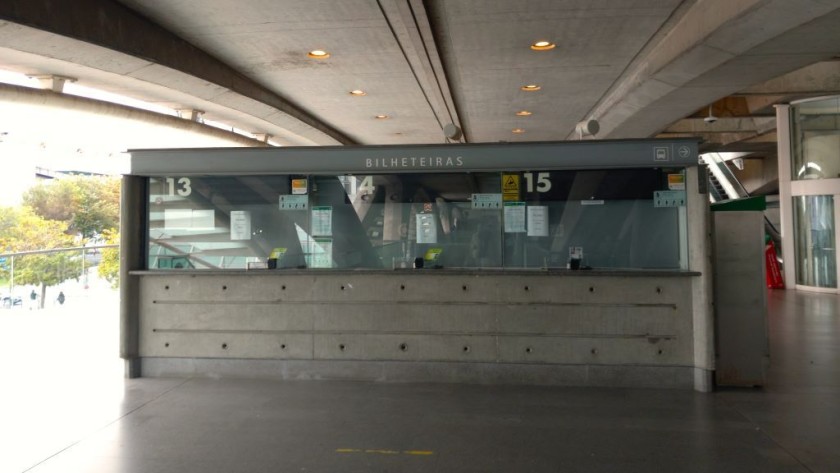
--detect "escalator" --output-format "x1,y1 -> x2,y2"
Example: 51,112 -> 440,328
700,153 -> 782,253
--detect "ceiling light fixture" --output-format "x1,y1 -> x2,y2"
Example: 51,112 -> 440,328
307,50 -> 330,59
576,119 -> 600,139
512,128 -> 525,134
704,105 -> 718,124
515,110 -> 532,116
530,41 -> 556,51
349,90 -> 366,96
521,84 -> 541,91
375,114 -> 389,119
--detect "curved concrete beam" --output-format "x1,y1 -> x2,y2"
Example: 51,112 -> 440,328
577,0 -> 840,140
0,82 -> 265,148
0,0 -> 355,146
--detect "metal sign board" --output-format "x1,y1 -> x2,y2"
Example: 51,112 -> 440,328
279,195 -> 308,210
128,139 -> 700,176
472,193 -> 502,209
654,190 -> 686,207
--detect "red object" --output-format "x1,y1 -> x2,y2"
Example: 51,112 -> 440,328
765,241 -> 785,289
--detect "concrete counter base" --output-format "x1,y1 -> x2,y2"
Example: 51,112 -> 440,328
130,271 -> 713,391
141,358 -> 705,390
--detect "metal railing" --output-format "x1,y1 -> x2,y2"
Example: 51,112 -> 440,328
0,244 -> 118,292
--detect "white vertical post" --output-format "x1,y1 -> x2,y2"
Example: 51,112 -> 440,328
678,205 -> 688,270
775,105 -> 796,288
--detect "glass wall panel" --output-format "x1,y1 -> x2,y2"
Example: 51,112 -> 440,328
501,169 -> 680,269
147,174 -> 502,270
793,195 -> 837,288
147,168 -> 684,271
792,97 -> 840,180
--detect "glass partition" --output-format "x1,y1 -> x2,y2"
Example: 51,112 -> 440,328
147,168 -> 685,270
792,96 -> 840,180
793,195 -> 837,288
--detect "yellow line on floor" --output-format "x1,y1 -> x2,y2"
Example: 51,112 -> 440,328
335,448 -> 435,456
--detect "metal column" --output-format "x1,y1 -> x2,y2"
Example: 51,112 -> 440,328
120,175 -> 146,378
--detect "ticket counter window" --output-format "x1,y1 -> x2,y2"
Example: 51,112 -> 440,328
501,169 -> 681,269
146,168 -> 684,270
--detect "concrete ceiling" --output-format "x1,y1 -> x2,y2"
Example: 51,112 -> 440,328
1,0 -> 840,156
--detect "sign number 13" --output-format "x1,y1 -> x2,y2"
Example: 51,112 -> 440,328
165,177 -> 192,196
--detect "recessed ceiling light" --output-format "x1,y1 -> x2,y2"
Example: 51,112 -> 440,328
307,50 -> 330,59
349,90 -> 366,96
530,41 -> 556,51
515,110 -> 532,116
512,128 -> 525,134
521,84 -> 541,91
375,114 -> 389,119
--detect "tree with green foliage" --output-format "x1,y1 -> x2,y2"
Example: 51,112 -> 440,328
98,228 -> 120,288
0,206 -> 82,308
21,175 -> 122,290
23,175 -> 120,239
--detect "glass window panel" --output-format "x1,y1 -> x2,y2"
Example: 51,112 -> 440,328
146,169 -> 685,271
148,174 -> 503,270
792,97 -> 840,180
793,195 -> 837,288
502,169 -> 681,269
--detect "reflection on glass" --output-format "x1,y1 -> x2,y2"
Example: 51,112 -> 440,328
792,97 -> 840,181
794,195 -> 837,288
146,169 -> 684,271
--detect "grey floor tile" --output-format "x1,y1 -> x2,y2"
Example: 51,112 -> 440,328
2,289 -> 839,473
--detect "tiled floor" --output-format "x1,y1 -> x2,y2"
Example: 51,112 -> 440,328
1,289 -> 837,472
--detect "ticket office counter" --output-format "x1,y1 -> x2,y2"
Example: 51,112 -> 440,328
122,140 -> 713,391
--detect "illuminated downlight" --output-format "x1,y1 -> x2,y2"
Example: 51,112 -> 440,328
521,84 -> 541,91
530,41 -> 556,51
512,128 -> 525,134
375,114 -> 389,119
349,90 -> 366,96
515,110 -> 532,116
307,50 -> 330,59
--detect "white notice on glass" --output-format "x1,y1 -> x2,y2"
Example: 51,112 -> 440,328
230,210 -> 251,240
527,206 -> 549,237
416,213 -> 438,244
311,206 -> 333,236
504,202 -> 526,233
308,238 -> 333,268
279,195 -> 309,210
471,193 -> 503,209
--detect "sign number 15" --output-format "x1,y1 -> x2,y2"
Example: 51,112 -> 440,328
523,172 -> 552,193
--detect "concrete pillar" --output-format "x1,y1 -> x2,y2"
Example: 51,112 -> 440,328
120,175 -> 146,378
686,166 -> 714,392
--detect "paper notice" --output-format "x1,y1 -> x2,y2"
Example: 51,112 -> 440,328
504,202 -> 526,233
527,206 -> 548,237
230,210 -> 251,240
